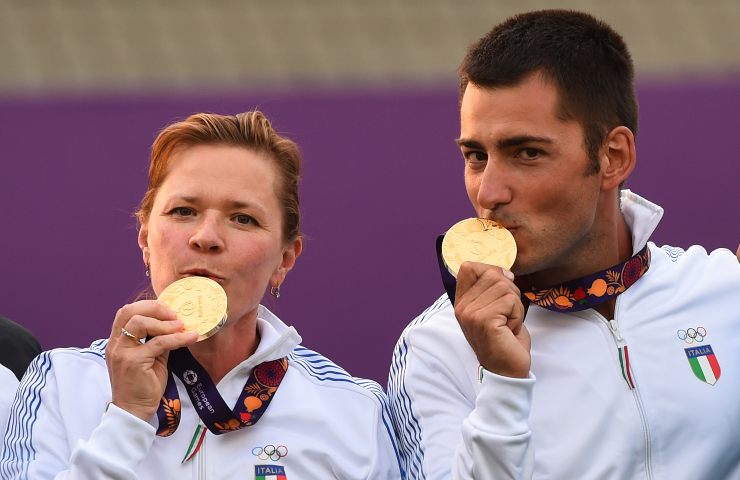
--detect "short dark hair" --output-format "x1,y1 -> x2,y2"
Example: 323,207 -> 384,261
459,10 -> 638,173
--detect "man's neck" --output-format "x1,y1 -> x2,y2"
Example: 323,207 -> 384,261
187,311 -> 260,385
594,217 -> 633,320
520,205 -> 634,320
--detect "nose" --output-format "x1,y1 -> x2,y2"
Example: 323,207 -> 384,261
476,158 -> 513,211
189,214 -> 225,253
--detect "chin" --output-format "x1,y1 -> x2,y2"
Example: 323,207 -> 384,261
511,256 -> 540,278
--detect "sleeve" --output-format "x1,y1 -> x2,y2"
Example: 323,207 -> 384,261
388,312 -> 535,480
456,370 -> 535,479
354,379 -> 405,480
0,352 -> 157,479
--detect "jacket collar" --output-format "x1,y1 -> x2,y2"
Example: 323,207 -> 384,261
621,190 -> 663,254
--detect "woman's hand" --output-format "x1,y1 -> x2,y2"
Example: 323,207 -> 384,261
106,300 -> 198,421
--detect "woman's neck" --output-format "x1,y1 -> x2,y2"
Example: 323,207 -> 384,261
187,310 -> 260,384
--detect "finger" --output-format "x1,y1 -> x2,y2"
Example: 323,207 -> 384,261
502,268 -> 515,281
456,262 -> 506,300
142,331 -> 199,357
122,315 -> 185,341
736,243 -> 739,261
457,280 -> 518,323
507,292 -> 527,335
460,288 -> 522,330
111,300 -> 178,335
456,263 -> 519,306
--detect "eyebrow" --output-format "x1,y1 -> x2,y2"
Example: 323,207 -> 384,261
170,195 -> 261,212
456,135 -> 555,149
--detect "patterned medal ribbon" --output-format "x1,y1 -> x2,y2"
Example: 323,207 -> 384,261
156,347 -> 288,437
516,245 -> 651,312
435,235 -> 650,313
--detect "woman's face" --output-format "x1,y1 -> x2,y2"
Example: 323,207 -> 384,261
138,144 -> 301,324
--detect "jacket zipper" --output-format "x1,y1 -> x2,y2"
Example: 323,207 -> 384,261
601,314 -> 654,480
198,433 -> 207,479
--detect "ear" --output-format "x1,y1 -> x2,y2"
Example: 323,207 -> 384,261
138,224 -> 150,267
600,126 -> 636,191
271,237 -> 303,287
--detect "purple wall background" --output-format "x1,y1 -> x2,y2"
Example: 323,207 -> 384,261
1,80 -> 739,384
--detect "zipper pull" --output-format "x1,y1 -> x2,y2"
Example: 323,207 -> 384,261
617,345 -> 636,389
608,319 -> 624,343
609,318 -> 635,389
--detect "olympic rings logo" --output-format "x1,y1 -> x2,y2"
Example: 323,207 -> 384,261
252,444 -> 288,461
677,327 -> 707,344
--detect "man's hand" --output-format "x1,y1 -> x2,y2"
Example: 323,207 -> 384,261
736,243 -> 739,261
454,262 -> 531,378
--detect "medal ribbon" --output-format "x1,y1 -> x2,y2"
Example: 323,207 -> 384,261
436,235 -> 651,313
515,245 -> 650,312
436,234 -> 458,304
155,347 -> 288,437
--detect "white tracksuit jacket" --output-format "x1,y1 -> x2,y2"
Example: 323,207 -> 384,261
1,306 -> 403,479
1,364 -> 19,437
388,191 -> 740,479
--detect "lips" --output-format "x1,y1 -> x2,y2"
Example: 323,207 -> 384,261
181,268 -> 225,284
486,218 -> 518,232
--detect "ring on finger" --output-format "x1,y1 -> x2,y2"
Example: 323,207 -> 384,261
120,327 -> 143,343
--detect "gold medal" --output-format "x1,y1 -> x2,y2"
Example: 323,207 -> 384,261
157,277 -> 228,341
441,218 -> 517,277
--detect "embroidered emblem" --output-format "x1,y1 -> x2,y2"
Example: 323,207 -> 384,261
520,245 -> 650,312
252,444 -> 289,462
677,326 -> 706,344
685,344 -> 721,385
255,464 -> 288,480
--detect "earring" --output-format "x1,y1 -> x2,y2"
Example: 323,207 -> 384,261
145,263 -> 150,277
270,284 -> 281,299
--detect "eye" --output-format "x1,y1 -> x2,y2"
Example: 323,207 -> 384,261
516,148 -> 542,161
463,150 -> 488,165
233,214 -> 257,226
168,206 -> 195,217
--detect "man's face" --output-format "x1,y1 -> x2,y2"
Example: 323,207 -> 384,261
458,74 -> 604,279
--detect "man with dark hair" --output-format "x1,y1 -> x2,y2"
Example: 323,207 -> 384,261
389,10 -> 740,479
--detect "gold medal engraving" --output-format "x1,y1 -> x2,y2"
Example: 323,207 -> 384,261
157,277 -> 228,341
442,218 -> 517,276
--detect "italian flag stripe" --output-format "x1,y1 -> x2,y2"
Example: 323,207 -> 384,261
706,353 -> 721,380
182,424 -> 206,463
618,346 -> 635,389
623,346 -> 635,388
697,355 -> 718,385
688,357 -> 706,382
